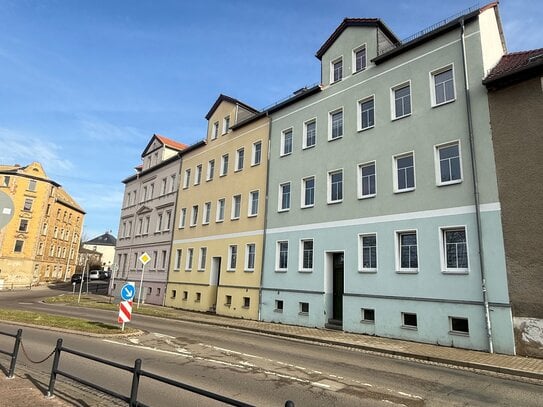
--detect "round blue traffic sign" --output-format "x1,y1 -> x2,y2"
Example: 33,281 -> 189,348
121,283 -> 136,301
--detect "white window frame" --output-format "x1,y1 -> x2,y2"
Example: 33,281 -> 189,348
212,121 -> 219,139
207,159 -> 215,181
252,140 -> 262,166
430,64 -> 456,107
179,208 -> 186,229
222,115 -> 230,134
358,233 -> 378,272
248,190 -> 259,217
352,44 -> 367,73
357,95 -> 375,131
280,128 -> 293,157
449,316 -> 469,335
393,152 -> 416,193
435,141 -> 463,186
303,118 -> 317,149
190,205 -> 198,227
216,198 -> 225,222
174,249 -> 182,270
235,148 -> 244,171
402,312 -> 418,329
439,226 -> 469,274
245,243 -> 256,271
358,161 -> 376,199
395,229 -> 419,273
231,194 -> 241,220
330,56 -> 343,83
391,81 -> 412,120
276,240 -> 289,271
198,247 -> 207,271
327,169 -> 343,204
328,108 -> 344,141
220,153 -> 229,176
228,245 -> 237,271
183,168 -> 190,189
299,239 -> 314,272
185,248 -> 194,271
278,182 -> 291,212
301,176 -> 315,208
203,202 -> 211,225
194,164 -> 202,185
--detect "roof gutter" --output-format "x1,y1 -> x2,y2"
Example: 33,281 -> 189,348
460,19 -> 494,354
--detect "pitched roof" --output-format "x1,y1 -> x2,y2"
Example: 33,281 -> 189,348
154,134 -> 188,151
205,94 -> 259,120
315,18 -> 399,60
56,187 -> 85,214
483,48 -> 543,88
84,232 -> 117,246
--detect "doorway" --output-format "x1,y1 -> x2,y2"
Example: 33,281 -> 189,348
332,252 -> 344,322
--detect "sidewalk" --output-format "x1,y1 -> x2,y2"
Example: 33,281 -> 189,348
1,295 -> 543,406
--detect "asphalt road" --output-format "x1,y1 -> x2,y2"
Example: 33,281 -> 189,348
1,286 -> 542,406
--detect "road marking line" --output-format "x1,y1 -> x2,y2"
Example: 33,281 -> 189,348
312,382 -> 331,389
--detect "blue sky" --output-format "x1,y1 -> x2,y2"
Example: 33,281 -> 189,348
1,0 -> 541,240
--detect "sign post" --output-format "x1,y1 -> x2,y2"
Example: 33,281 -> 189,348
118,282 -> 136,331
136,252 -> 151,309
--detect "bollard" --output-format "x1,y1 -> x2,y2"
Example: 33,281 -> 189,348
129,358 -> 142,407
46,338 -> 63,398
7,329 -> 22,378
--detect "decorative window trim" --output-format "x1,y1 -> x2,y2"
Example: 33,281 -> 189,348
395,229 -> 419,273
298,239 -> 314,272
439,225 -> 470,274
330,56 -> 343,84
327,169 -> 344,204
434,140 -> 463,186
280,128 -> 293,157
276,240 -> 289,272
301,175 -> 316,209
358,233 -> 378,272
393,151 -> 416,193
302,118 -> 317,149
251,140 -> 262,166
278,182 -> 291,212
248,190 -> 259,217
357,161 -> 376,199
390,80 -> 412,120
231,194 -> 242,220
357,95 -> 375,131
216,198 -> 226,222
430,64 -> 456,107
328,107 -> 344,141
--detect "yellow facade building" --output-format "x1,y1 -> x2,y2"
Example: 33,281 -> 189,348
0,162 -> 84,287
165,95 -> 269,319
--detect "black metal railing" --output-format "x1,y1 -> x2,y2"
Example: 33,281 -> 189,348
0,328 -> 22,378
47,338 -> 295,406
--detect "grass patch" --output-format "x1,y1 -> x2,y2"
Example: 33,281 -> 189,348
0,308 -> 137,334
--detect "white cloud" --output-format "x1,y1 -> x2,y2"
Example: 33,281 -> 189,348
77,115 -> 146,144
0,127 -> 74,172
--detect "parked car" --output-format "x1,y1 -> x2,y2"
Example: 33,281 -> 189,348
99,270 -> 111,280
70,273 -> 88,284
88,270 -> 101,280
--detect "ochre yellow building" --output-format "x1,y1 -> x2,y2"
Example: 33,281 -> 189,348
0,162 -> 84,287
165,95 -> 269,319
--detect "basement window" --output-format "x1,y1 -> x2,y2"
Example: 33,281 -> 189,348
449,317 -> 469,335
402,312 -> 418,329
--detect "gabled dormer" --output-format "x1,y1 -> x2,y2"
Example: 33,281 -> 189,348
205,94 -> 259,142
315,18 -> 398,86
141,134 -> 188,171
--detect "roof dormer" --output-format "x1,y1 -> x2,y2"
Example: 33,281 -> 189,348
316,18 -> 398,86
205,94 -> 259,142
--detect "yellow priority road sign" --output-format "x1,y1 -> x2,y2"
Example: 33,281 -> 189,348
139,252 -> 151,265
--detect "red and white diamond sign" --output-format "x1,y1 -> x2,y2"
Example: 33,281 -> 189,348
118,300 -> 133,323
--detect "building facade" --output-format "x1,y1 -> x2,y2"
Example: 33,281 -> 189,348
165,95 -> 269,320
260,5 -> 516,354
111,135 -> 187,306
483,48 -> 543,356
0,162 -> 84,287
83,231 -> 117,270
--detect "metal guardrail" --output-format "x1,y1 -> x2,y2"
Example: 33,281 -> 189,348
47,338 -> 295,406
0,328 -> 22,378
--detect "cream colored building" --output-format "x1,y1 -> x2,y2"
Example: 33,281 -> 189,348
0,162 -> 84,287
166,95 -> 269,319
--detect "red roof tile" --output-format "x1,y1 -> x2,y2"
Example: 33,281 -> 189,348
484,48 -> 543,84
154,134 -> 188,151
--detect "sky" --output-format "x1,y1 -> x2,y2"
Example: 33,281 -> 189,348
1,0 -> 541,241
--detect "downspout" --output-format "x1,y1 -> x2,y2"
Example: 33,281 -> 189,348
460,19 -> 494,353
258,115 -> 273,321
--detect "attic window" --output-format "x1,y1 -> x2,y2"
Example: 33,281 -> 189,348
331,57 -> 343,83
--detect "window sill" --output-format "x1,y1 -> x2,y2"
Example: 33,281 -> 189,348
358,194 -> 376,200
298,312 -> 309,316
242,306 -> 249,309
302,144 -> 315,151
432,98 -> 455,108
301,205 -> 314,209
401,325 -> 418,330
392,113 -> 411,122
394,188 -> 415,194
298,269 -> 313,273
234,169 -> 243,173
274,309 -> 283,313
251,162 -> 261,167
449,330 -> 469,337
360,319 -> 375,324
396,270 -> 418,274
215,219 -> 224,223
224,303 -> 231,307
220,173 -> 227,177
358,269 -> 377,274
357,125 -> 374,133
247,214 -> 257,218
328,136 -> 343,142
244,269 -> 254,273
184,269 -> 192,272
275,269 -> 287,273
327,200 -> 343,205
202,222 -> 209,226
442,270 -> 469,275
437,180 -> 462,187
278,209 -> 290,213
230,217 -> 240,221
280,152 -> 292,158
197,269 -> 204,272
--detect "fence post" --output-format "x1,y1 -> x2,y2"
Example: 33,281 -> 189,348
46,338 -> 63,398
129,358 -> 142,407
7,329 -> 22,378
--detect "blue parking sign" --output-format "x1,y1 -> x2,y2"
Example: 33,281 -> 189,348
121,283 -> 136,301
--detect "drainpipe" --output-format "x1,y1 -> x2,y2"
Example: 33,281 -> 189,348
258,116 -> 273,321
460,19 -> 494,353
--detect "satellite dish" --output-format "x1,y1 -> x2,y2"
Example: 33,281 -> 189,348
0,190 -> 15,229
